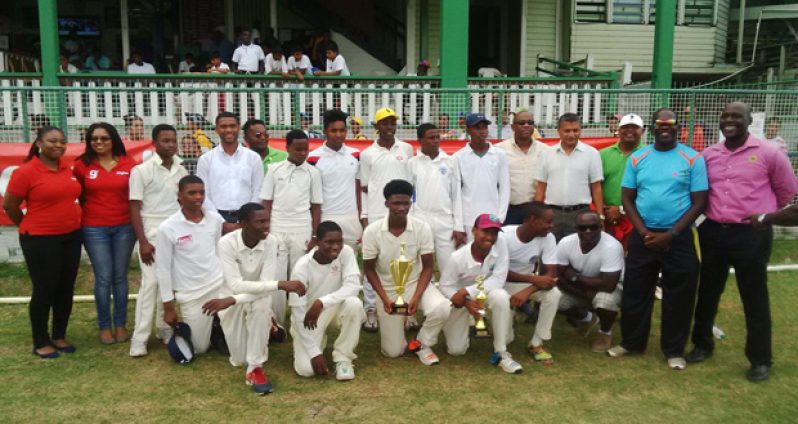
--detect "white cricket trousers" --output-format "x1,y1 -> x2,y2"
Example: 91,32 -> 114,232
376,283 -> 451,357
362,216 -> 381,310
131,219 -> 170,345
412,211 -> 457,274
505,282 -> 562,345
443,288 -> 513,355
322,212 -> 362,252
219,295 -> 273,368
174,285 -> 221,354
291,297 -> 366,377
272,229 -> 312,326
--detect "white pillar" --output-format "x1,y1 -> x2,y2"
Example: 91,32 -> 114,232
121,0 -> 130,64
225,0 -> 235,41
406,0 -> 417,73
270,0 -> 278,34
519,0 -> 528,77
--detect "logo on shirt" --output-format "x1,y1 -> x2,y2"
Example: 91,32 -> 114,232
331,265 -> 340,274
439,166 -> 448,175
115,171 -> 130,176
749,155 -> 757,162
88,170 -> 99,180
396,156 -> 404,161
176,234 -> 193,247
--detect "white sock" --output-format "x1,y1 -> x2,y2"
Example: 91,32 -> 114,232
530,334 -> 543,347
599,328 -> 612,336
581,311 -> 594,323
246,364 -> 261,373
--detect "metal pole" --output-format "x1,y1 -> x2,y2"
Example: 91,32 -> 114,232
736,0 -> 745,64
440,0 -> 468,89
37,0 -> 59,88
651,0 -> 677,106
121,0 -> 131,64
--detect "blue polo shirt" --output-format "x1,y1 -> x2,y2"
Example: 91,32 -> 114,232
621,144 -> 708,229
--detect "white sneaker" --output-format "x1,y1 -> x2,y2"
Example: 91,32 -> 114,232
607,345 -> 629,358
129,341 -> 148,357
416,346 -> 440,366
667,357 -> 687,370
655,286 -> 663,300
157,327 -> 173,345
498,352 -> 523,374
335,361 -> 355,381
362,308 -> 379,333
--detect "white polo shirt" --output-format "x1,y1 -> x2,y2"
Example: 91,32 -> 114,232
358,140 -> 413,221
408,150 -> 464,231
326,54 -> 350,76
287,54 -> 312,73
361,216 -> 434,295
156,209 -> 225,303
536,141 -> 603,206
308,143 -> 360,215
501,225 -> 557,275
260,160 -> 323,231
129,154 -> 188,220
495,138 -> 550,205
196,144 -> 265,211
555,233 -> 624,277
438,238 -> 509,299
217,229 -> 280,304
232,44 -> 265,72
264,53 -> 288,74
289,245 -> 362,357
127,62 -> 156,74
453,142 -> 510,224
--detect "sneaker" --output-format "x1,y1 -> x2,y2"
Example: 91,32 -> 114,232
129,341 -> 148,357
245,367 -> 274,395
415,346 -> 440,366
157,327 -> 173,345
667,357 -> 687,370
362,308 -> 379,333
607,345 -> 630,358
269,319 -> 286,343
592,333 -> 613,353
335,361 -> 356,381
405,315 -> 420,332
496,352 -> 523,374
528,345 -> 554,365
655,286 -> 663,300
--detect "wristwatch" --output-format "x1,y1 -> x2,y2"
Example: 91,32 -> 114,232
570,273 -> 579,283
599,214 -> 606,220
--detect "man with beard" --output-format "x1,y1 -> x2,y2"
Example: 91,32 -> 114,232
243,118 -> 287,174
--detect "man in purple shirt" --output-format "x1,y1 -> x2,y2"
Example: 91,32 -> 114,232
687,102 -> 798,382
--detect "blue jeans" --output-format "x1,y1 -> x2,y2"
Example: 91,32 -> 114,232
83,224 -> 136,330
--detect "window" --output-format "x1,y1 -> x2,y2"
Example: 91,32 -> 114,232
574,0 -> 715,27
612,0 -> 645,24
682,0 -> 715,26
575,0 -> 607,23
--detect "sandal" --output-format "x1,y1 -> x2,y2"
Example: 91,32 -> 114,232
529,345 -> 554,365
99,329 -> 116,345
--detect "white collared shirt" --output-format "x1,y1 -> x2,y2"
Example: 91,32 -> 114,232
129,154 -> 188,220
196,144 -> 265,211
358,139 -> 413,221
232,44 -> 265,72
156,208 -> 224,302
260,160 -> 323,231
309,143 -> 360,215
555,233 -> 624,277
264,53 -> 288,74
501,225 -> 557,275
495,138 -> 550,205
438,238 -> 509,299
326,55 -> 350,76
361,216 -> 434,295
408,150 -> 464,231
127,62 -> 156,74
287,54 -> 312,73
453,142 -> 510,224
536,140 -> 603,206
217,229 -> 280,304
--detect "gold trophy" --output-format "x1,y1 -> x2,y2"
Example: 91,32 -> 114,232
389,242 -> 415,315
472,275 -> 490,338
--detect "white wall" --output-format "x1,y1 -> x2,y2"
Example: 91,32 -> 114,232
331,30 -> 397,76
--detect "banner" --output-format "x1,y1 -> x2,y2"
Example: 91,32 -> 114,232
0,137 -> 618,226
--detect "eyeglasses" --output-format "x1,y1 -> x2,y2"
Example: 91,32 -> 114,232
576,224 -> 600,232
90,136 -> 112,143
654,119 -> 677,128
513,120 -> 535,126
253,132 -> 267,138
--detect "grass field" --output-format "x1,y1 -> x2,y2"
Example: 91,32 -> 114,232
0,243 -> 797,423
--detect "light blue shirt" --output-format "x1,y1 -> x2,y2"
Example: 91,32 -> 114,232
621,144 -> 708,229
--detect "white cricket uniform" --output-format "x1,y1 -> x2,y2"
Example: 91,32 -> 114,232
408,150 -> 463,273
232,44 -> 265,72
156,209 -> 225,354
439,239 -> 512,355
326,54 -> 350,76
453,143 -> 510,239
196,145 -> 265,212
129,155 -> 188,346
502,227 -> 562,345
309,143 -> 362,250
289,246 -> 365,377
361,216 -> 451,357
555,233 -> 624,312
358,140 -> 413,309
217,230 -> 281,368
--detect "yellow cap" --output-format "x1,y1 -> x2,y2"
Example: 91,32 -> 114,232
350,116 -> 363,125
374,107 -> 400,124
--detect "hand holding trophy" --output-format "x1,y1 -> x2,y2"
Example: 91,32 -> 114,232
472,274 -> 490,338
389,242 -> 415,315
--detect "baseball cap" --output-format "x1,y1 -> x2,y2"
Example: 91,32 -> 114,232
474,213 -> 503,231
350,116 -> 363,125
167,322 -> 195,364
465,112 -> 491,127
374,107 -> 400,123
619,113 -> 644,128
418,59 -> 431,67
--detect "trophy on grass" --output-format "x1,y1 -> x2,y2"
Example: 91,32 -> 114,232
472,274 -> 490,338
389,242 -> 415,315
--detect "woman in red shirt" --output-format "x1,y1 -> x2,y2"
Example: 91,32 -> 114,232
74,122 -> 137,345
2,126 -> 82,359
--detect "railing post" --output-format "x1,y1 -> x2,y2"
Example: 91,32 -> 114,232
607,71 -> 620,118
20,87 -> 30,143
651,0 -> 676,108
440,0 -> 469,116
687,91 -> 696,148
37,0 -> 65,129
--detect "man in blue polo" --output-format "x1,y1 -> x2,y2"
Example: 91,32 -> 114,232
607,108 -> 708,371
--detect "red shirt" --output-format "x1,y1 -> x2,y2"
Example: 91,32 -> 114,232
73,155 -> 136,226
5,156 -> 82,235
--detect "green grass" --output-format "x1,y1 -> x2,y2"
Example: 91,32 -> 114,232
0,261 -> 796,422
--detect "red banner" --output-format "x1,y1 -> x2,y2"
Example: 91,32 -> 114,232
0,137 -> 618,226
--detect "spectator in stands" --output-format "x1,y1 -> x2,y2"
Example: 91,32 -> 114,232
490,110 -> 513,140
123,113 -> 146,142
300,113 -> 324,139
456,113 -> 468,140
84,47 -> 111,71
764,118 -> 788,153
178,53 -> 197,73
264,44 -> 289,78
59,53 -> 78,73
243,118 -> 287,173
127,51 -> 156,74
30,114 -> 51,136
232,29 -> 265,74
287,45 -> 312,81
681,106 -> 706,151
3,126 -> 82,359
438,113 -> 457,140
206,51 -> 231,74
310,29 -> 331,69
349,116 -> 367,140
406,59 -> 431,76
313,42 -> 350,76
185,113 -> 214,152
211,30 -> 236,64
180,135 -> 202,160
607,114 -> 620,137
73,122 -> 137,345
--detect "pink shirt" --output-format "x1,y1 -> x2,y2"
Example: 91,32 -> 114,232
702,135 -> 798,224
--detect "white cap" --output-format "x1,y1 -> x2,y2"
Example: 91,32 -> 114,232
619,114 -> 644,127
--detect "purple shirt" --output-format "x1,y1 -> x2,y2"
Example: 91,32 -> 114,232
702,135 -> 798,224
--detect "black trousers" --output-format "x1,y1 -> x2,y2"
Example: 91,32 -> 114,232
19,230 -> 82,349
691,220 -> 773,366
504,204 -> 526,226
621,228 -> 699,358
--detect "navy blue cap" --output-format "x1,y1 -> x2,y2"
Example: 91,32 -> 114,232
167,322 -> 195,364
465,112 -> 491,127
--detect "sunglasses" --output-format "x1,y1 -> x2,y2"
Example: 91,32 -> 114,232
90,136 -> 112,143
577,224 -> 600,232
513,120 -> 535,126
252,132 -> 267,138
654,119 -> 677,128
